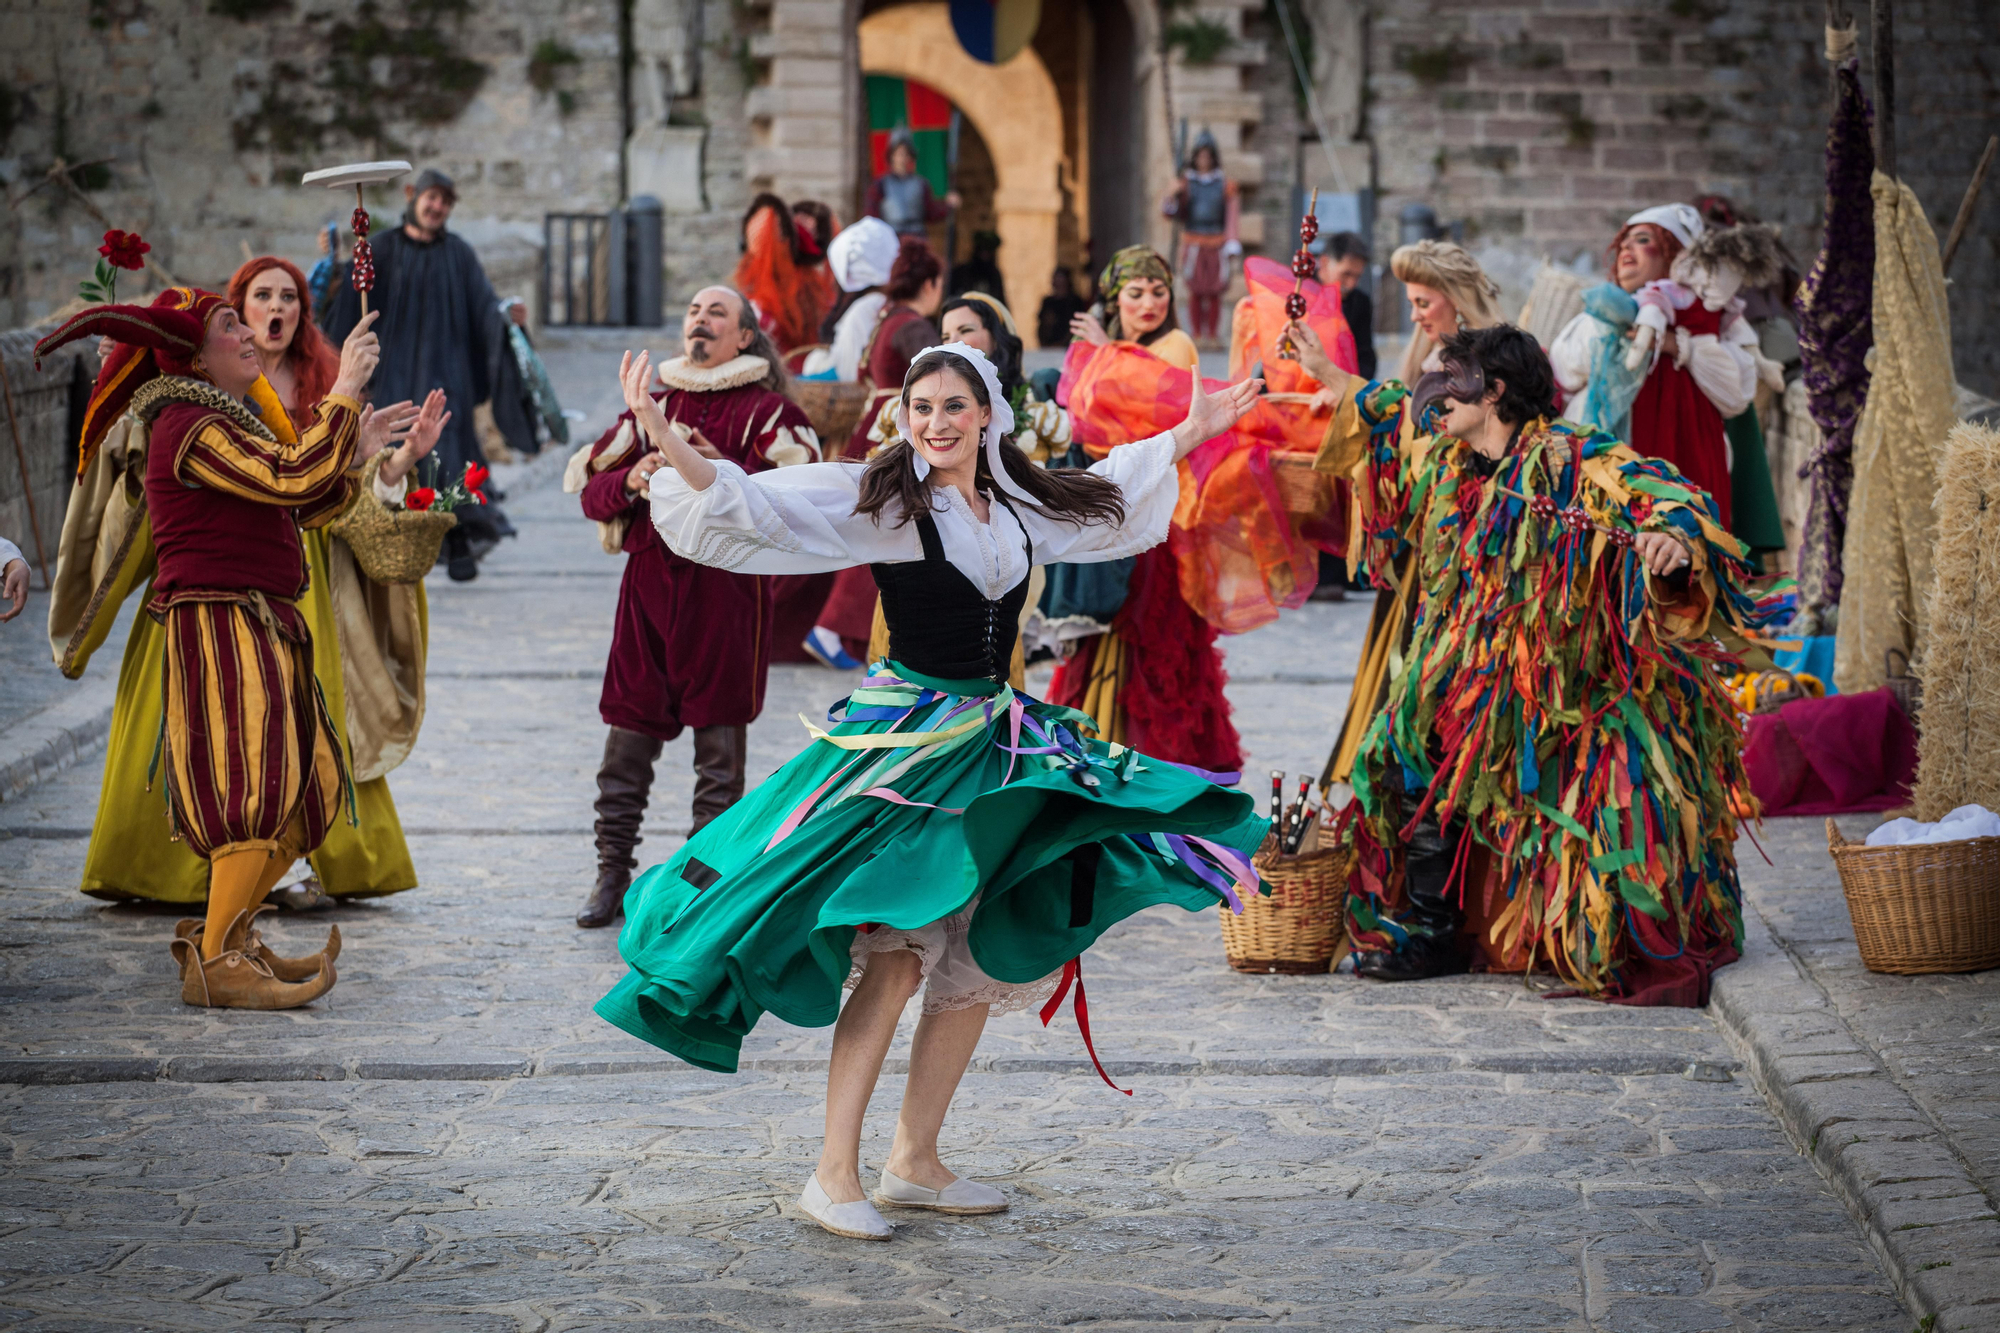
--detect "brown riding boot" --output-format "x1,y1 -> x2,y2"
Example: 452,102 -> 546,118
690,724 -> 747,836
174,907 -> 339,982
582,726 -> 663,928
172,912 -> 336,1009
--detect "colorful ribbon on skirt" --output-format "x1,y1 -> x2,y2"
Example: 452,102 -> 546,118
774,667 -> 1261,1091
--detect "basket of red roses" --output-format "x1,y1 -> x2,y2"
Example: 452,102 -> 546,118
330,455 -> 487,584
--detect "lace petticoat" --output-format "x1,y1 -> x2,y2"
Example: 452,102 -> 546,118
844,897 -> 1064,1016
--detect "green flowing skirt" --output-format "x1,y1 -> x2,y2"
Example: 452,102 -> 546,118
1727,406 -> 1786,558
596,662 -> 1268,1073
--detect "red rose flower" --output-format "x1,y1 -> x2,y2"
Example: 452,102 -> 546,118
98,230 -> 151,272
405,487 -> 437,512
466,488 -> 487,506
463,462 -> 489,493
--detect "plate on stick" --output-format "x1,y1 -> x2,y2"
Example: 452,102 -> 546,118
303,161 -> 411,318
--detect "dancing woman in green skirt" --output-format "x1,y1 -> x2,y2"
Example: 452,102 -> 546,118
596,340 -> 1268,1239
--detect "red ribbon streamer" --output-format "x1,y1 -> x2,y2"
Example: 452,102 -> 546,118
1039,958 -> 1131,1096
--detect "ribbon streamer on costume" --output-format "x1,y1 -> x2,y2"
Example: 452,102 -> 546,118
857,787 -> 966,815
1039,958 -> 1131,1095
799,712 -> 988,750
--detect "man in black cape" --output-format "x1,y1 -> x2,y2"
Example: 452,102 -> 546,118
322,167 -> 518,580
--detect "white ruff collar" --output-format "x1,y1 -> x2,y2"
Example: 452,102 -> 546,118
656,354 -> 769,393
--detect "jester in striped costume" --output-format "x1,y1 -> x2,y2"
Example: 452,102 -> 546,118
1304,323 -> 1771,1005
35,291 -> 383,1008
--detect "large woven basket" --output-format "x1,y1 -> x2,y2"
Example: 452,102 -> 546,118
792,378 -> 874,450
327,454 -> 458,585
1220,827 -> 1350,974
1826,819 -> 2000,974
1270,451 -> 1332,517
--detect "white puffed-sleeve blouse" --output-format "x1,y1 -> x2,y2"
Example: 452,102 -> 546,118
647,432 -> 1180,600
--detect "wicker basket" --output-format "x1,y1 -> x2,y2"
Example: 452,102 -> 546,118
1220,826 -> 1351,974
792,379 -> 874,451
1826,819 -> 2000,974
327,454 -> 458,585
1270,451 -> 1332,517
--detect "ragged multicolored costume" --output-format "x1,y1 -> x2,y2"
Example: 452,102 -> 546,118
1317,380 -> 1774,1005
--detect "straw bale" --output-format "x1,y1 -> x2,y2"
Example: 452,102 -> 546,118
1912,420 -> 2000,820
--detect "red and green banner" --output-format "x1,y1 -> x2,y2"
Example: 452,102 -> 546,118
865,74 -> 953,197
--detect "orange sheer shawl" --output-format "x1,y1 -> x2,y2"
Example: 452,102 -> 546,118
1056,272 -> 1357,633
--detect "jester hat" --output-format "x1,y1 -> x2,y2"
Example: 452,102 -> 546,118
34,286 -> 229,478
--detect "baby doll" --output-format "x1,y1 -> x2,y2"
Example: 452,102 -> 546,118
1624,223 -> 1786,391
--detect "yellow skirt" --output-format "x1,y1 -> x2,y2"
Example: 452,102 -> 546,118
80,529 -> 421,903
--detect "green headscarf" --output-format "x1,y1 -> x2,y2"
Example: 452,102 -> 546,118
1096,245 -> 1174,341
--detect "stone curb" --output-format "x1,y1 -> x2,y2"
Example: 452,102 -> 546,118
1710,903 -> 2000,1332
0,1049 -> 1729,1088
0,676 -> 115,804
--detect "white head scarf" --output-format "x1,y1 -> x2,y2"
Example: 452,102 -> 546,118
891,342 -> 1036,504
1623,203 -> 1705,251
827,217 -> 901,293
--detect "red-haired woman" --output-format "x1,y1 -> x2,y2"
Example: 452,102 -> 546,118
1549,204 -> 1758,526
732,193 -> 840,355
230,257 -> 341,422
233,255 -> 450,898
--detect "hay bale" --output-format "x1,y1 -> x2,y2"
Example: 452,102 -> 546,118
1913,420 -> 2000,820
1516,262 -> 1586,350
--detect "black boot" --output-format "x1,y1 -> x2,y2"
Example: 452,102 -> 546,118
444,528 -> 479,583
1354,811 -> 1471,982
581,726 -> 662,928
689,724 -> 747,836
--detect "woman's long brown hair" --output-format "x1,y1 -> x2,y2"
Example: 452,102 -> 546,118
852,351 -> 1127,530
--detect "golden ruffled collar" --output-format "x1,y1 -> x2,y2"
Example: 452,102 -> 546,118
129,376 -> 277,442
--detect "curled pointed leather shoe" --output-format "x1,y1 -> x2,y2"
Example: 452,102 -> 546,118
173,937 -> 336,1009
174,908 -> 338,982
576,869 -> 628,929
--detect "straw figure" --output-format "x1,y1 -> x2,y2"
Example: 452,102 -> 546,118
1912,420 -> 2000,821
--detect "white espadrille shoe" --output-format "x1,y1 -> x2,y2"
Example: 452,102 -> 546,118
874,1168 -> 1008,1215
798,1173 -> 894,1240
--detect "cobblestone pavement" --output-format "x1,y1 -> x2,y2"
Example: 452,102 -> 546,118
0,345 -> 1928,1328
1723,817 -> 2000,1327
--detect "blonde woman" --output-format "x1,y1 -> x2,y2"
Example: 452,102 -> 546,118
1390,240 -> 1504,386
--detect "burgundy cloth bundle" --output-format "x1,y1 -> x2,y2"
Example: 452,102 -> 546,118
1743,689 -> 1915,816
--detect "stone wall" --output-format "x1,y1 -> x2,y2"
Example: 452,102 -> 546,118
0,329 -> 96,591
1346,0 -> 1999,393
0,0 -> 625,328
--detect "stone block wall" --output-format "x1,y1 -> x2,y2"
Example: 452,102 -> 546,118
1352,0 -> 1999,393
0,329 -> 95,590
0,0 -> 625,329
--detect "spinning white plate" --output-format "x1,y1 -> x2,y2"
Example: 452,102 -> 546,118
300,161 -> 413,189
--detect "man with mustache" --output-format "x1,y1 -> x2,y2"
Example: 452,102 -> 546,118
321,166 -> 517,581
564,285 -> 820,929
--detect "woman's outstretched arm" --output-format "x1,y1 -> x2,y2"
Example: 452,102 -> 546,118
619,349 -> 716,495
1169,367 -> 1264,460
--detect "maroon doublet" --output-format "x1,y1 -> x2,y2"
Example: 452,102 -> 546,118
139,381 -> 360,859
579,359 -> 819,741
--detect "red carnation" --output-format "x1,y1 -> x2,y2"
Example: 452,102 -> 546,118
463,462 -> 489,493
98,230 -> 151,272
405,487 -> 437,512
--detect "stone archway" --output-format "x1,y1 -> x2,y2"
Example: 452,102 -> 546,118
859,4 -> 1064,346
